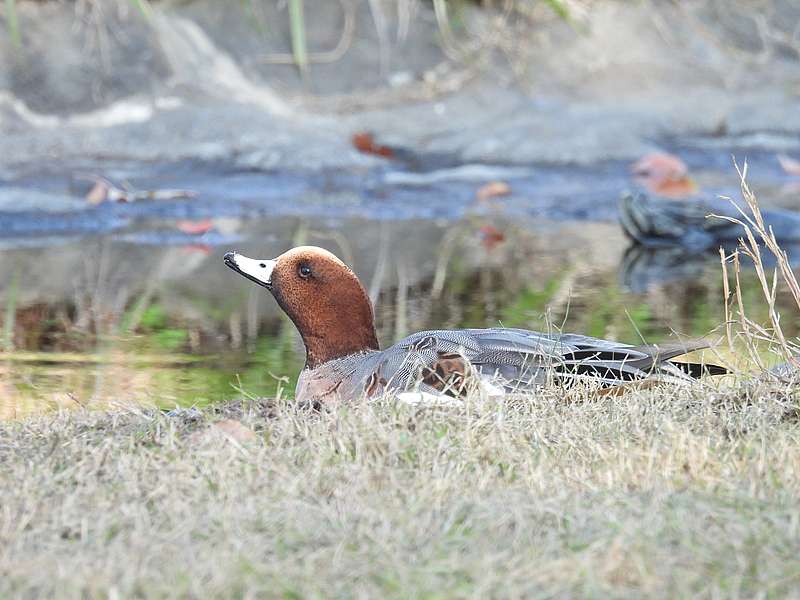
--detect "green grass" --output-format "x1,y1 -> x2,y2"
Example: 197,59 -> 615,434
1,381 -> 799,598
128,0 -> 153,20
287,0 -> 308,75
544,0 -> 571,21
4,0 -> 20,47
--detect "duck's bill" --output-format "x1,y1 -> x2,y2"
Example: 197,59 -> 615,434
223,252 -> 275,289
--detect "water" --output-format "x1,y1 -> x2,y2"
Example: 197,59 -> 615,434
2,146 -> 799,418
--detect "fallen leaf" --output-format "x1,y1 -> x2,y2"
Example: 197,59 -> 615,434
351,131 -> 394,158
778,154 -> 800,176
476,181 -> 511,201
212,419 -> 256,442
478,225 -> 506,251
176,219 -> 214,235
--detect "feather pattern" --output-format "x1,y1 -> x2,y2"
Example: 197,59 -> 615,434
620,192 -> 800,250
296,328 -> 725,402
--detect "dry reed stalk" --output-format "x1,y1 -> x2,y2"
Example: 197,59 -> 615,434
715,161 -> 800,370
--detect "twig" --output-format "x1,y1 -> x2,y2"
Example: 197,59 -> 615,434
79,174 -> 195,205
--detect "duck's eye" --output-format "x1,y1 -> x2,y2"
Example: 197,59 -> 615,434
298,264 -> 312,279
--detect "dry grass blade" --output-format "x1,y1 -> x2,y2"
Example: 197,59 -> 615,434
719,246 -> 734,354
2,385 -> 800,597
714,160 -> 800,369
432,0 -> 462,59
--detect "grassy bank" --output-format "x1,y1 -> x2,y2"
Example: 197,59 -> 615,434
1,379 -> 799,598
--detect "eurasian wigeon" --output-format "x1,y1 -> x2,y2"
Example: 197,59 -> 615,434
224,246 -> 725,404
620,192 -> 800,251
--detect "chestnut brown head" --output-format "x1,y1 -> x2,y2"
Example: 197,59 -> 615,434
224,246 -> 379,368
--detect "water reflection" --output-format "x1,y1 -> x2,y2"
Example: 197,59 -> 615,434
1,213 -> 798,418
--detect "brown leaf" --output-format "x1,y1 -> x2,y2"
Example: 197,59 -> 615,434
211,419 -> 257,443
351,131 -> 394,158
778,154 -> 800,176
478,224 -> 506,251
476,181 -> 511,202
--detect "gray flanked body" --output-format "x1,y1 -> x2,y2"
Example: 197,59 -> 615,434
620,193 -> 800,251
296,327 -> 714,403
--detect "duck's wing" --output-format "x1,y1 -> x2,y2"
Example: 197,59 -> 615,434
619,193 -> 740,250
366,328 -> 725,397
464,329 -> 725,389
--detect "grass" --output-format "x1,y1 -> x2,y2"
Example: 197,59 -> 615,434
1,381 -> 799,598
3,0 -> 573,75
717,161 -> 800,370
287,0 -> 308,76
2,170 -> 800,596
4,0 -> 19,47
2,267 -> 18,351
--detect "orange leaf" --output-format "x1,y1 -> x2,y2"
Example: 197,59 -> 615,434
476,181 -> 511,201
176,219 -> 214,235
351,131 -> 394,158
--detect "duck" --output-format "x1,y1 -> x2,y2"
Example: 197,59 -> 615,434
620,192 -> 800,251
223,246 -> 726,404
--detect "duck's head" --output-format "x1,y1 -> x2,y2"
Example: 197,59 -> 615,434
224,246 -> 379,368
630,152 -> 698,199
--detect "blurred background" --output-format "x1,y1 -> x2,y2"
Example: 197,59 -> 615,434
1,0 -> 800,416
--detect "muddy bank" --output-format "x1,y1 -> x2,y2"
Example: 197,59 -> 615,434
0,0 -> 798,312
0,0 -> 799,182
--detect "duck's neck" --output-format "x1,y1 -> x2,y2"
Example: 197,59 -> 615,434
302,322 -> 379,369
297,295 -> 380,369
